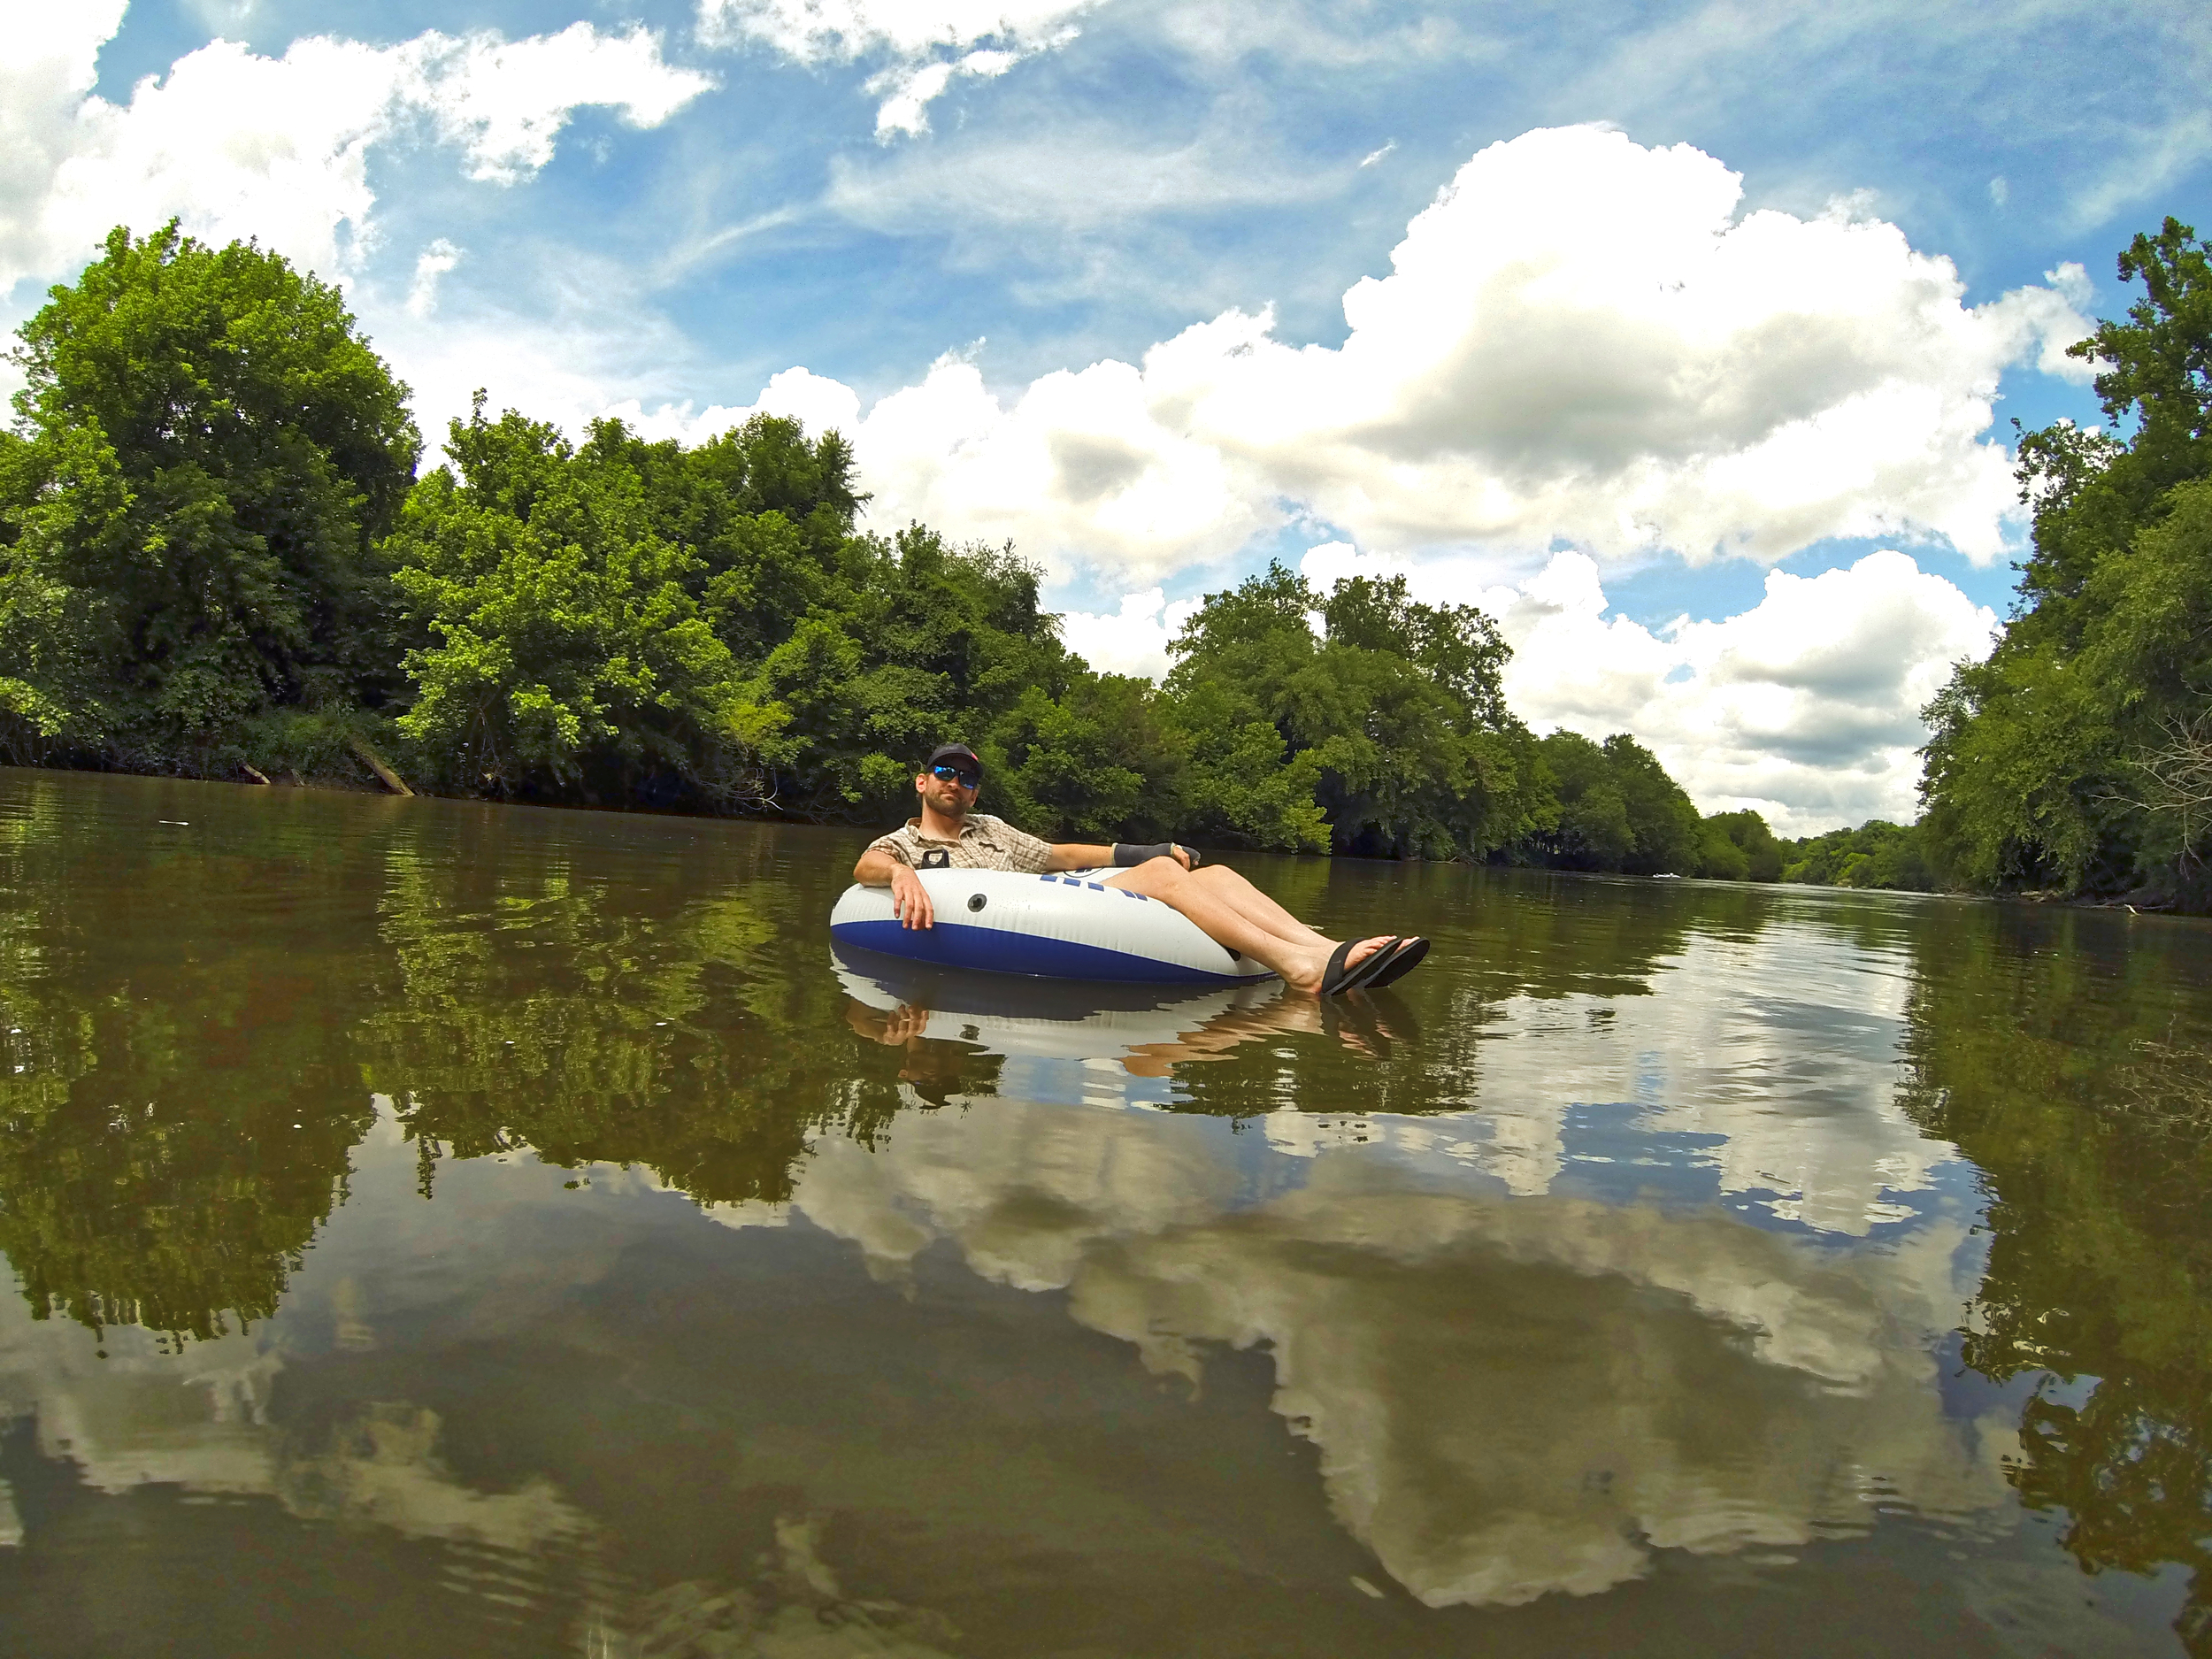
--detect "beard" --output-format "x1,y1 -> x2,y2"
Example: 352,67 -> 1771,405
924,783 -> 972,822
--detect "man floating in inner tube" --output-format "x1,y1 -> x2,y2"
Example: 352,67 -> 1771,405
850,742 -> 1430,995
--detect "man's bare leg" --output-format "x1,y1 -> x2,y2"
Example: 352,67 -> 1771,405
1186,863 -> 1330,944
1102,857 -> 1391,993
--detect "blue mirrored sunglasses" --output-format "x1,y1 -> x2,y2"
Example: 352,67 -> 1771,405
930,763 -> 980,788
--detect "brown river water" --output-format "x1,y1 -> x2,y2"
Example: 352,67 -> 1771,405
1,767 -> 2208,1657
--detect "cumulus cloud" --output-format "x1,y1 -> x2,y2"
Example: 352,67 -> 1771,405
972,530 -> 1993,833
375,289 -> 708,451
754,127 -> 2093,588
0,10 -> 711,297
598,365 -> 866,449
695,0 -> 1100,136
1297,541 -> 1998,834
1057,587 -> 1201,678
404,239 -> 463,319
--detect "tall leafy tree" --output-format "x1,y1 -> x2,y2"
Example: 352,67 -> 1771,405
1529,731 -> 1701,874
388,402 -> 1086,818
388,401 -> 788,802
1921,219 -> 2212,907
1163,565 -> 1549,857
0,224 -> 419,766
1696,809 -> 1783,881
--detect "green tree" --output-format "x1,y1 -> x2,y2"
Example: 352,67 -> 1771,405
1529,731 -> 1700,874
1163,678 -> 1330,852
384,400 -> 1090,821
1920,219 -> 2212,907
985,672 -> 1187,841
1539,731 -> 1634,870
1776,818 -> 1937,890
1696,809 -> 1782,881
1162,565 -> 1548,857
772,524 -> 1077,817
0,224 -> 419,769
388,402 -> 787,802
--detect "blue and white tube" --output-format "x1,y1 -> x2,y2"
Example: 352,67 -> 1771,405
829,869 -> 1276,985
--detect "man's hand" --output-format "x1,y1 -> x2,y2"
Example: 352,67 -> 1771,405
854,847 -> 935,926
1170,843 -> 1197,870
889,862 -> 934,929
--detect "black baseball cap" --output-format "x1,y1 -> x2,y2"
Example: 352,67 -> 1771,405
926,742 -> 983,777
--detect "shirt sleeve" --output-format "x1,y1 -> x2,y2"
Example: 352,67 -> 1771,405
987,817 -> 1055,874
864,830 -> 914,867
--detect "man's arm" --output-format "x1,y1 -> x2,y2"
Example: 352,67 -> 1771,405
1043,843 -> 1115,872
854,846 -> 934,929
853,847 -> 903,884
1045,842 -> 1194,872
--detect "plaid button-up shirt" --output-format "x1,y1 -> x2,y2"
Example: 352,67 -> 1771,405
865,813 -> 1055,873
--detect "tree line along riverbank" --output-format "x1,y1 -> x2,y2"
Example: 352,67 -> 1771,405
2,221 -> 2207,907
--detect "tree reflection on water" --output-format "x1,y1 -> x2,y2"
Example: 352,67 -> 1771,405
0,771 -> 2209,1651
1899,904 -> 2212,1654
356,818 -> 902,1206
0,784 -> 373,1338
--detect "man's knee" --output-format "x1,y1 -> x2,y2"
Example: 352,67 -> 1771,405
1104,857 -> 1176,891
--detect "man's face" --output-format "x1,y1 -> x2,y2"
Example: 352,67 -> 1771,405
916,763 -> 979,818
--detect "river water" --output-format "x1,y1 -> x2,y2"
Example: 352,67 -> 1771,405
0,769 -> 2207,1657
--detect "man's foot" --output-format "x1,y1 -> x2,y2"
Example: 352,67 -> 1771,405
1361,936 -> 1430,990
1286,934 -> 1396,995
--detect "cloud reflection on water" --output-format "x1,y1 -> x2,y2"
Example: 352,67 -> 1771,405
771,1090 -> 2013,1609
808,904 -> 2013,1608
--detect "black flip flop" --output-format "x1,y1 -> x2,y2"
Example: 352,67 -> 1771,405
1361,936 -> 1430,990
1319,936 -> 1399,996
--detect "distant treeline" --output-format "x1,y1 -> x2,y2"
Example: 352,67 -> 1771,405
2,221 -> 2199,904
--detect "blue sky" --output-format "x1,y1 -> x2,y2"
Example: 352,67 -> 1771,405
7,1 -> 2209,830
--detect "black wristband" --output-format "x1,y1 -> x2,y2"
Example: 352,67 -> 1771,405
1113,841 -> 1176,866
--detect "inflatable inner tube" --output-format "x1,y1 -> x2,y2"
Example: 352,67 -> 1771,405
830,869 -> 1276,985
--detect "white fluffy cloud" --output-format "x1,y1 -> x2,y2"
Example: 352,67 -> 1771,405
1295,541 -> 1998,834
0,9 -> 711,298
695,0 -> 1099,135
1050,539 -> 1993,833
740,127 -> 2093,588
404,238 -> 463,319
1057,587 -> 1200,678
603,365 -> 865,448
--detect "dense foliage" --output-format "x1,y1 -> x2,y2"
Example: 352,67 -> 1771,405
0,225 -> 1582,861
1773,818 -> 1937,889
26,219 -> 2205,898
1696,809 -> 1783,882
1158,564 -> 1548,856
0,224 -> 421,772
1526,730 -> 1701,874
1921,218 -> 2212,910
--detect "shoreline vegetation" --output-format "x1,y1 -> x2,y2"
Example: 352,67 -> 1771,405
2,221 -> 2207,910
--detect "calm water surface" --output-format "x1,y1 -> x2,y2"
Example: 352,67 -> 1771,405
1,769 -> 2208,1657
